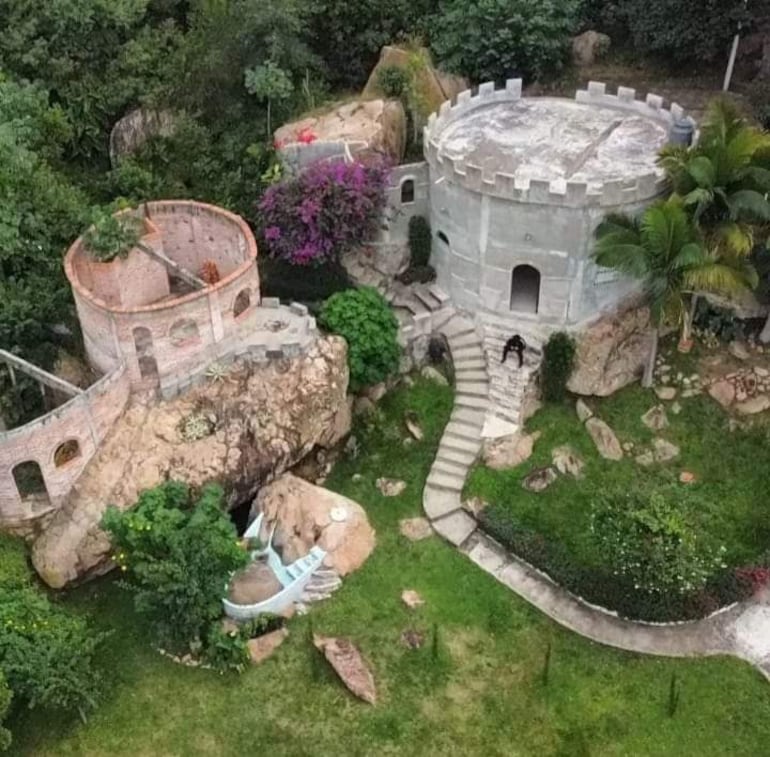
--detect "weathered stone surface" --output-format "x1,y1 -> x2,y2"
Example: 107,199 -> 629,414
680,471 -> 697,484
363,382 -> 388,403
255,473 -> 375,576
341,242 -> 410,293
729,341 -> 751,361
109,108 -> 176,165
653,437 -> 680,462
399,517 -> 433,541
576,398 -> 593,422
363,45 -> 468,116
376,478 -> 407,497
228,560 -> 282,605
247,628 -> 289,665
32,339 -> 351,588
735,394 -> 770,415
275,98 -> 406,165
522,466 -> 558,492
483,430 -> 541,470
585,417 -> 623,461
655,386 -> 677,401
462,496 -> 488,517
401,589 -> 425,609
642,405 -> 669,431
572,30 -> 611,66
421,365 -> 449,385
404,411 -> 424,441
313,635 -> 377,704
552,445 -> 585,478
635,450 -> 655,466
708,380 -> 736,408
567,305 -> 652,397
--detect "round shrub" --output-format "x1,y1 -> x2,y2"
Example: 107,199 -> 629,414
408,215 -> 432,268
376,65 -> 411,99
540,331 -> 575,402
319,287 -> 400,391
432,0 -> 581,83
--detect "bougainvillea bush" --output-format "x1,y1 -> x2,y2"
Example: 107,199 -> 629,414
259,158 -> 389,265
319,287 -> 400,391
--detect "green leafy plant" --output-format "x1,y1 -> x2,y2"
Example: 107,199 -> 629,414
101,482 -> 249,650
540,332 -> 575,403
376,65 -> 411,99
0,672 -> 10,753
432,0 -> 581,82
408,215 -> 432,268
319,287 -> 400,391
82,210 -> 142,263
0,585 -> 108,721
591,488 -> 726,596
245,61 -> 294,138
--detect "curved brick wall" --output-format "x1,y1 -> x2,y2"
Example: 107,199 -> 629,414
0,364 -> 131,529
65,201 -> 260,387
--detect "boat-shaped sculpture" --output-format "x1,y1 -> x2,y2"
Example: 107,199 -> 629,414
223,512 -> 326,620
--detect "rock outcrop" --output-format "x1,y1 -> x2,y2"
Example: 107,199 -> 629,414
572,31 -> 611,66
275,99 -> 407,166
32,338 -> 350,588
109,108 -> 176,166
363,45 -> 468,116
483,430 -> 541,470
568,305 -> 653,397
253,472 -> 375,576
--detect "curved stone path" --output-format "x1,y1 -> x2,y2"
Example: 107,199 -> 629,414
419,310 -> 770,681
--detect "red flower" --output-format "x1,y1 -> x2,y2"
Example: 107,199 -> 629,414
296,127 -> 317,144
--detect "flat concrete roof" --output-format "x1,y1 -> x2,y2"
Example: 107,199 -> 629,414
435,97 -> 668,190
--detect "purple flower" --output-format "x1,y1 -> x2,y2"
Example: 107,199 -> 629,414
264,226 -> 282,241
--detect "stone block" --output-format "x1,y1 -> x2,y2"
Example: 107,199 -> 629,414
262,297 -> 280,308
290,302 -> 308,317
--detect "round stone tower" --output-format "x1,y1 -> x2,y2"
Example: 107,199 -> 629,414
423,80 -> 685,334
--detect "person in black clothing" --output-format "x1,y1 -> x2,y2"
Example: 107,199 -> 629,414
502,334 -> 526,368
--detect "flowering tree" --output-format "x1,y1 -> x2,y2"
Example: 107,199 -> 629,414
259,158 -> 389,265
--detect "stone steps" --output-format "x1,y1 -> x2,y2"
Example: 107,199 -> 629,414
454,368 -> 488,382
436,445 -> 478,466
455,380 -> 489,398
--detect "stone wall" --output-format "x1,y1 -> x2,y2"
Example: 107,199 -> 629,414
0,364 -> 131,530
65,201 -> 261,390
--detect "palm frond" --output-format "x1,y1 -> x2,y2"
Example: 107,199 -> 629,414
727,189 -> 770,223
686,155 -> 716,188
712,221 -> 754,257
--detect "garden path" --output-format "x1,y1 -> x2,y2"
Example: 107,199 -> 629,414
402,302 -> 770,681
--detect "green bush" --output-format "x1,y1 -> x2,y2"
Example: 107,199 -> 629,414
319,287 -> 400,391
101,482 -> 248,650
479,504 -> 744,622
376,65 -> 411,99
432,0 -> 581,83
0,586 -> 108,718
0,672 -> 10,753
408,215 -> 432,268
540,332 -> 576,402
82,210 -> 141,263
0,534 -> 32,590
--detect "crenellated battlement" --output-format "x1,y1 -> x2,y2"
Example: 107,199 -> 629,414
423,80 -> 685,208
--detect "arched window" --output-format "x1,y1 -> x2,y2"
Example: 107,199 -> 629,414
54,440 -> 81,468
400,178 -> 415,204
437,231 -> 449,246
233,289 -> 251,318
510,265 -> 541,314
133,326 -> 159,380
12,461 -> 50,511
169,318 -> 200,347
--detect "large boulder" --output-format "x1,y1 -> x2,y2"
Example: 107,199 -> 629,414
274,99 -> 407,167
254,473 -> 375,576
362,45 -> 469,116
572,31 -> 611,67
567,305 -> 653,397
109,108 -> 176,166
483,430 -> 541,470
31,338 -> 351,588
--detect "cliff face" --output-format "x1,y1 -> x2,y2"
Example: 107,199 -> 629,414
32,337 -> 350,588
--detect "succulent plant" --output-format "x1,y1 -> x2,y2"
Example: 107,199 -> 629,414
181,413 -> 213,442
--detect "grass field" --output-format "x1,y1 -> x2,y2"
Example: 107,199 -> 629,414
7,378 -> 770,756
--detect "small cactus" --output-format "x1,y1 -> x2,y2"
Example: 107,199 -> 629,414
205,361 -> 230,383
181,413 -> 213,442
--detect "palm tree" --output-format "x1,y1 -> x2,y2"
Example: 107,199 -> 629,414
659,99 -> 770,342
594,198 -> 757,387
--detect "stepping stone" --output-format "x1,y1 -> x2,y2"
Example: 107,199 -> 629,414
399,517 -> 433,541
576,398 -> 593,422
522,466 -> 558,493
642,405 -> 669,431
427,469 -> 465,491
652,437 -> 680,462
585,417 -> 623,461
655,386 -> 677,401
401,590 -> 425,609
431,510 -> 477,546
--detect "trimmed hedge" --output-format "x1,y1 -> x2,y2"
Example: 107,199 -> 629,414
478,504 -> 751,622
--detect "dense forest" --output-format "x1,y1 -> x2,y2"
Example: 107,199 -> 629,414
0,0 -> 766,371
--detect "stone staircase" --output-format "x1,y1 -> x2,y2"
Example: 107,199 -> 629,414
388,283 -> 450,346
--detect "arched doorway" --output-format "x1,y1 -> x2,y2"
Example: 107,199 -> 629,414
133,326 -> 159,381
510,265 -> 541,314
400,178 -> 415,204
12,461 -> 51,513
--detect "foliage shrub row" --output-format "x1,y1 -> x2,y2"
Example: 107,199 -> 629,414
478,505 -> 756,622
540,332 -> 576,403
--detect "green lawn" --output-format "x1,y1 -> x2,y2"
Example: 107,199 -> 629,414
466,383 -> 770,571
7,378 -> 770,756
